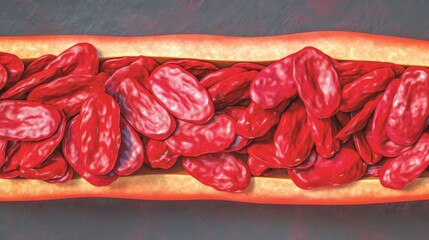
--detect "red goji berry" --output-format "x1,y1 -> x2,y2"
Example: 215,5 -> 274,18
44,43 -> 99,76
379,133 -> 429,189
0,140 -> 6,167
293,47 -> 341,119
0,142 -> 20,179
113,77 -> 176,140
0,101 -> 61,141
101,56 -> 158,75
274,100 -> 313,167
0,52 -> 24,88
236,101 -> 289,139
287,149 -> 317,170
79,92 -> 121,176
386,67 -> 429,146
162,59 -> 219,79
218,106 -> 252,152
182,152 -> 251,192
146,139 -> 179,170
232,62 -> 265,71
0,64 -> 7,91
200,67 -> 247,89
19,151 -> 68,182
104,58 -> 151,93
368,79 -> 411,157
208,70 -> 258,109
352,127 -> 383,165
289,146 -> 367,189
165,114 -> 236,156
247,140 -> 282,169
306,113 -> 340,158
336,94 -> 382,142
365,125 -> 411,158
21,54 -> 56,79
47,166 -> 73,184
340,68 -> 395,112
0,67 -> 61,100
149,64 -> 214,124
250,55 -> 297,109
62,116 -> 119,186
4,110 -> 66,172
333,60 -> 404,85
27,73 -> 107,117
247,155 -> 271,176
114,118 -> 145,176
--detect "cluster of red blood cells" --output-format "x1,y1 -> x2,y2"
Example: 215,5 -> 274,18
0,43 -> 428,192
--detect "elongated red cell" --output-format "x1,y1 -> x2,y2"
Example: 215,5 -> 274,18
293,47 -> 341,119
333,60 -> 404,85
162,59 -> 219,79
19,151 -> 68,182
336,94 -> 382,142
27,73 -> 107,117
368,79 -> 411,157
288,150 -> 317,170
247,140 -> 282,169
306,114 -> 340,158
101,56 -> 158,75
365,126 -> 411,158
79,92 -> 121,176
0,140 -> 7,168
21,54 -> 56,79
0,101 -> 61,141
236,101 -> 289,139
4,110 -> 66,172
149,64 -> 214,124
47,166 -> 74,184
209,70 -> 258,109
0,64 -> 7,91
289,146 -> 367,189
113,77 -> 176,140
380,133 -> 429,189
274,100 -> 313,167
231,62 -> 265,71
0,142 -> 20,178
165,114 -> 235,156
0,67 -> 60,100
0,52 -> 24,88
340,68 -> 394,112
104,57 -> 151,93
353,128 -> 383,165
247,155 -> 271,176
218,106 -> 251,152
386,67 -> 429,146
114,118 -> 145,176
146,139 -> 179,170
183,152 -> 250,192
44,43 -> 99,76
62,116 -> 119,187
200,67 -> 247,88
250,55 -> 296,109
335,113 -> 383,164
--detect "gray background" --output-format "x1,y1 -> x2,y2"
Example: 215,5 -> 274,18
1,0 -> 429,239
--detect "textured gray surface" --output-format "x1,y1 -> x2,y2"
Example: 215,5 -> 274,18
1,0 -> 429,239
0,199 -> 429,240
2,0 -> 429,39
